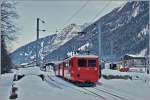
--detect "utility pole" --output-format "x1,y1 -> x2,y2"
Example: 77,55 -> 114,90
36,18 -> 45,66
97,22 -> 101,60
36,18 -> 39,66
110,39 -> 114,62
0,59 -> 1,75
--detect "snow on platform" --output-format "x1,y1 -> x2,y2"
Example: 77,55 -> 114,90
15,66 -> 45,76
14,75 -> 99,100
12,67 -> 99,100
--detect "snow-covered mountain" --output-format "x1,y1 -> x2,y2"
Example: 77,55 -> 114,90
99,1 -> 149,60
44,1 -> 149,62
9,34 -> 56,64
44,24 -> 81,54
10,1 -> 149,64
10,24 -> 82,64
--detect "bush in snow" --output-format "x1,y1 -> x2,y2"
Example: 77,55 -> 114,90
103,75 -> 131,80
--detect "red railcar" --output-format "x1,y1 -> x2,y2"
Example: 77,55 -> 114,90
55,55 -> 100,83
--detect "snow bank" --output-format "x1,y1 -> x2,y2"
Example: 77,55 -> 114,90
15,75 -> 55,100
102,69 -> 148,80
14,75 -> 99,100
16,67 -> 45,76
0,73 -> 14,100
99,77 -> 150,100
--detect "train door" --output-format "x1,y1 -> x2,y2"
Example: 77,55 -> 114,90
58,64 -> 60,76
55,64 -> 60,76
64,60 -> 71,79
59,63 -> 64,77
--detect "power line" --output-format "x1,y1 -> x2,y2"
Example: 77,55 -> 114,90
91,0 -> 112,22
91,0 -> 127,22
62,0 -> 90,27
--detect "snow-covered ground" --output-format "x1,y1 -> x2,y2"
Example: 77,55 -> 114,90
0,67 -> 150,100
100,69 -> 150,100
99,78 -> 150,100
102,69 -> 149,80
15,67 -> 45,76
0,73 -> 14,100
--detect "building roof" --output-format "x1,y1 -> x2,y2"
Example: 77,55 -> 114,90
123,54 -> 146,60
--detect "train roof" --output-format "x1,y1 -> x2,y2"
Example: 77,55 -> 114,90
70,55 -> 99,58
54,55 -> 99,65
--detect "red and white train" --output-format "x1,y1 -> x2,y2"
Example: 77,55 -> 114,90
55,55 -> 100,84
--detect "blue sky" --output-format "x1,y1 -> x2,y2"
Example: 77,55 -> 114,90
11,0 -> 125,52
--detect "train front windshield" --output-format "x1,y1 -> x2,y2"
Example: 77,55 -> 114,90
78,59 -> 97,67
88,60 -> 96,67
78,59 -> 87,67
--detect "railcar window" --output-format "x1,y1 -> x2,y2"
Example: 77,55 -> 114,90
63,62 -> 66,67
88,60 -> 96,67
69,60 -> 71,66
78,59 -> 87,67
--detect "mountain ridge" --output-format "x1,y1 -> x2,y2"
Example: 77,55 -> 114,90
10,1 -> 149,64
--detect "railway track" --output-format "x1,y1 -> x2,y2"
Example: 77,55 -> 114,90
93,87 -> 126,100
96,82 -> 127,100
97,81 -> 126,93
47,75 -> 128,100
47,75 -> 72,88
81,87 -> 106,100
45,76 -> 62,89
47,75 -> 106,99
96,82 -> 121,91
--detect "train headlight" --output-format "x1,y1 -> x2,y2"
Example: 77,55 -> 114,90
78,68 -> 80,71
94,68 -> 97,71
71,71 -> 74,74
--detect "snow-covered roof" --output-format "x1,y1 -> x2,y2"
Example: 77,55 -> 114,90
124,49 -> 147,59
125,54 -> 146,58
20,63 -> 28,66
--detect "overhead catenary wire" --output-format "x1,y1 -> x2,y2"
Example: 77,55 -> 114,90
91,0 -> 127,22
81,0 -> 112,62
58,0 -> 112,33
89,0 -> 127,62
62,0 -> 90,27
56,0 -> 90,34
57,0 -> 122,34
90,0 -> 112,22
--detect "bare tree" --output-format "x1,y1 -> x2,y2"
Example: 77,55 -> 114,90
1,0 -> 18,73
